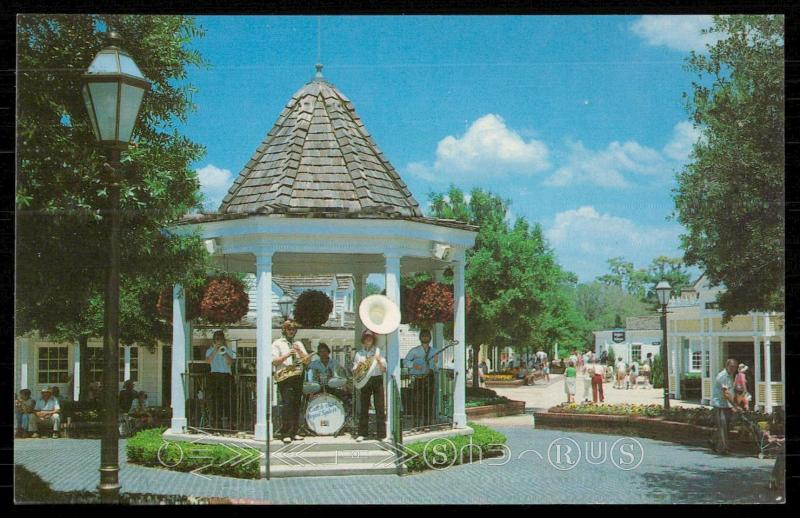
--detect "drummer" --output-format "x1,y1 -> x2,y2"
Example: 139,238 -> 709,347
308,343 -> 347,400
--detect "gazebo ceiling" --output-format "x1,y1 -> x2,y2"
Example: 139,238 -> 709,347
219,65 -> 423,218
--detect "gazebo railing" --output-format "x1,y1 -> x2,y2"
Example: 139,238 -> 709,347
183,372 -> 257,433
400,368 -> 455,434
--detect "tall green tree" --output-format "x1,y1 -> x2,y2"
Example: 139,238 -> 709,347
16,15 -> 210,394
674,15 -> 784,319
428,186 -> 581,385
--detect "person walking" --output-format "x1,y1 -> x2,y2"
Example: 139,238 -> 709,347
591,361 -> 605,403
564,361 -> 577,403
710,358 -> 741,455
615,357 -> 627,389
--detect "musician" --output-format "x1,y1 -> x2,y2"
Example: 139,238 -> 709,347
404,329 -> 438,429
308,343 -> 346,399
353,329 -> 387,442
205,330 -> 236,428
272,319 -> 308,444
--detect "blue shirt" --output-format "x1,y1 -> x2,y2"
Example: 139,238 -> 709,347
206,345 -> 236,374
404,345 -> 437,376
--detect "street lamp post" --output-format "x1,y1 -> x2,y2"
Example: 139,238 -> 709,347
278,294 -> 294,320
656,280 -> 672,410
82,31 -> 150,503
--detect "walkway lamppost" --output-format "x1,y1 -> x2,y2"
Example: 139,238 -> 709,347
82,31 -> 150,503
278,294 -> 294,320
656,280 -> 672,410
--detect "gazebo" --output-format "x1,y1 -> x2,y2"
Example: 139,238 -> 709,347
167,65 -> 477,444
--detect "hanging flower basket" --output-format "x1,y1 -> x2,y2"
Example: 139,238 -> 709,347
199,275 -> 250,324
410,281 -> 454,328
294,290 -> 333,328
156,286 -> 201,322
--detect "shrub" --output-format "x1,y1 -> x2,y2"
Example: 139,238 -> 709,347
651,354 -> 664,388
126,428 -> 260,479
403,423 -> 507,472
466,387 -> 499,399
293,289 -> 334,328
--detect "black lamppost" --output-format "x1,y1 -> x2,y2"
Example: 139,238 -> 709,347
656,280 -> 672,410
278,294 -> 294,320
82,31 -> 150,503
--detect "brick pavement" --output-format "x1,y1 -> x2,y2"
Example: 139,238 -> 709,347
14,417 -> 782,504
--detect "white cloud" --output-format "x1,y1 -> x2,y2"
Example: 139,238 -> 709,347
544,139 -> 670,188
630,15 -> 724,53
662,121 -> 704,162
406,114 -> 550,183
196,164 -> 233,210
545,206 -> 683,281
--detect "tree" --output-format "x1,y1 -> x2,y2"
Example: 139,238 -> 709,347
643,255 -> 692,307
16,15 -> 210,395
674,15 -> 784,319
428,186 -> 581,386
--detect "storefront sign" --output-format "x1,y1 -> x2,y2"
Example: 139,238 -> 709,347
612,331 -> 625,343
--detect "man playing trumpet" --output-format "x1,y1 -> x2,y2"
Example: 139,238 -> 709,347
272,319 -> 309,444
205,330 -> 236,429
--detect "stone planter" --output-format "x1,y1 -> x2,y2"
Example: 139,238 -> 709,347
534,411 -> 754,454
485,379 -> 525,388
466,400 -> 526,418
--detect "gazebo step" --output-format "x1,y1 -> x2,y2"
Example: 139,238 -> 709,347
263,462 -> 404,478
270,448 -> 394,466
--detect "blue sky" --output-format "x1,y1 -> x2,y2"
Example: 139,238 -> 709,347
178,15 -> 722,282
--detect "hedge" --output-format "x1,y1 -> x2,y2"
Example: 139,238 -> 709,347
126,428 -> 260,479
403,423 -> 507,473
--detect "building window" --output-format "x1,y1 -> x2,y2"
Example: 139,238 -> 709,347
704,350 -> 710,378
119,346 -> 139,383
38,346 -> 69,384
631,344 -> 641,363
237,345 -> 256,374
87,347 -> 138,383
691,350 -> 702,371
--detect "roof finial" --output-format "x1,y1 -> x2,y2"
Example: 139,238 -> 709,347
315,63 -> 324,79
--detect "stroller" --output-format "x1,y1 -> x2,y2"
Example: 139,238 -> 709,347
737,410 -> 785,459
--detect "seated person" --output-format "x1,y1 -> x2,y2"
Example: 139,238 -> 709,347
29,387 -> 61,438
119,379 -> 137,414
15,389 -> 35,438
308,343 -> 347,399
128,391 -> 153,432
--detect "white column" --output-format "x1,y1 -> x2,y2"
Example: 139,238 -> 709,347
452,254 -> 467,429
255,252 -> 274,441
764,313 -> 772,413
123,345 -> 132,383
354,274 -> 366,347
73,342 -> 81,401
433,270 -> 446,368
753,335 -> 761,410
384,254 -> 402,439
170,284 -> 189,433
19,338 -> 30,390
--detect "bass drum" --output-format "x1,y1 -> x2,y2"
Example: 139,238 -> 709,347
304,393 -> 346,436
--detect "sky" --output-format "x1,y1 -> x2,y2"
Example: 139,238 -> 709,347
177,15 -> 721,282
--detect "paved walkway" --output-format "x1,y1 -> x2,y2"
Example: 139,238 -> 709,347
15,416 -> 782,504
491,374 -> 703,411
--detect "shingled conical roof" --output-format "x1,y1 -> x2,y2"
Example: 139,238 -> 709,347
219,65 -> 423,217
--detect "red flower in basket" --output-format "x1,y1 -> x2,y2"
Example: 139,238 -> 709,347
200,276 -> 250,324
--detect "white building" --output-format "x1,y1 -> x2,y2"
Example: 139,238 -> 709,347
594,316 -> 662,365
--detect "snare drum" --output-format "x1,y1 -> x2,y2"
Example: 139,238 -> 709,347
305,393 -> 346,436
302,381 -> 321,395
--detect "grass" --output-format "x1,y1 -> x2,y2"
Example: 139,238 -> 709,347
403,422 -> 507,473
126,427 -> 260,479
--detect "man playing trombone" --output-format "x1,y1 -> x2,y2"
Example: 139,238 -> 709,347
272,319 -> 309,444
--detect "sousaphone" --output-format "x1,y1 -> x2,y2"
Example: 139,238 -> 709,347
353,295 -> 402,390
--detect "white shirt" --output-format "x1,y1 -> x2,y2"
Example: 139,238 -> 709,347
711,369 -> 734,408
404,345 -> 437,376
272,337 -> 308,376
616,361 -> 626,373
353,346 -> 386,378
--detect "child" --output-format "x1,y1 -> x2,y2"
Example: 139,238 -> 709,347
734,364 -> 751,410
564,361 -> 577,403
